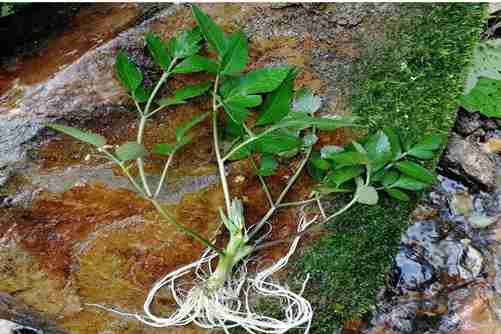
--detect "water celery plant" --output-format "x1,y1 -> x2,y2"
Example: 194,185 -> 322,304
44,5 -> 441,333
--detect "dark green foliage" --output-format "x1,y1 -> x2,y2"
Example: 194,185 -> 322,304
294,3 -> 485,332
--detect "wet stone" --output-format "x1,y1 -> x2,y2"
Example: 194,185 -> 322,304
440,134 -> 497,191
391,246 -> 435,292
455,109 -> 482,136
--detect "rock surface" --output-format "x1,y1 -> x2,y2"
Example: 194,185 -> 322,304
0,3 -> 398,333
440,134 -> 497,190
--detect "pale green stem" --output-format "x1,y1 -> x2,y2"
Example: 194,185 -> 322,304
150,199 -> 225,257
154,151 -> 175,198
248,144 -> 313,240
212,75 -> 232,214
250,157 -> 274,208
277,198 -> 317,208
323,194 -> 358,223
316,193 -> 327,220
222,126 -> 278,162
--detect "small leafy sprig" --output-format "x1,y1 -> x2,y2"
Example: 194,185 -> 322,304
309,129 -> 443,204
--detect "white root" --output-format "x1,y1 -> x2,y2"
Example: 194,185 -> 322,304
88,210 -> 317,334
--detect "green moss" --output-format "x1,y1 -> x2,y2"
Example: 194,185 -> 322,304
292,4 -> 485,333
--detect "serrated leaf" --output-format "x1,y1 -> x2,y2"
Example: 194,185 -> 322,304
308,152 -> 328,181
389,175 -> 428,191
310,151 -> 331,171
191,4 -> 227,57
133,84 -> 152,103
278,112 -> 359,132
175,112 -> 209,142
356,185 -> 378,205
383,128 -> 401,160
172,27 -> 203,59
256,69 -> 296,126
460,77 -> 501,118
326,165 -> 365,186
381,170 -> 399,187
396,161 -> 436,184
326,151 -> 369,168
158,81 -> 212,107
145,32 -> 172,71
257,155 -> 278,176
154,143 -> 176,155
223,102 -> 251,125
115,142 -> 148,161
115,51 -> 143,91
224,94 -> 262,108
384,188 -> 410,201
292,88 -> 322,114
173,55 -> 219,74
254,131 -> 304,154
465,39 -> 501,94
221,31 -> 248,75
220,67 -> 292,97
406,147 -> 434,160
44,124 -> 106,147
365,130 -> 393,170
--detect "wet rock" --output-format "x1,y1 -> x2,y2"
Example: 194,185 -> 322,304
455,109 -> 482,136
440,134 -> 496,191
0,292 -> 67,334
449,192 -> 474,216
392,246 -> 435,292
485,137 -> 501,154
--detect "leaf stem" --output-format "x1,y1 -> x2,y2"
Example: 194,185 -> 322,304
154,151 -> 175,198
150,199 -> 225,257
222,126 -> 278,162
248,143 -> 313,240
212,75 -> 232,214
250,156 -> 274,208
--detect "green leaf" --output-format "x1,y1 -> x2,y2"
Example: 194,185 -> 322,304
44,124 -> 106,148
223,103 -> 251,124
220,67 -> 292,96
460,77 -> 501,118
154,143 -> 176,155
310,151 -> 331,171
115,142 -> 148,161
115,50 -> 143,91
292,88 -> 322,114
396,161 -> 436,184
356,185 -> 379,205
326,165 -> 365,186
172,27 -> 203,59
381,170 -> 399,187
389,175 -> 428,191
256,69 -> 297,126
465,39 -> 501,94
175,112 -> 209,142
191,4 -> 227,56
224,94 -> 262,108
312,186 -> 353,196
279,112 -> 359,131
158,82 -> 212,107
221,31 -> 248,75
383,128 -> 402,160
384,188 -> 410,201
365,130 -> 393,169
254,131 -> 304,154
133,85 -> 152,103
320,145 -> 343,159
406,147 -> 434,160
173,55 -> 219,74
412,134 -> 443,151
257,155 -> 279,176
145,32 -> 172,71
308,152 -> 327,181
326,151 -> 369,168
